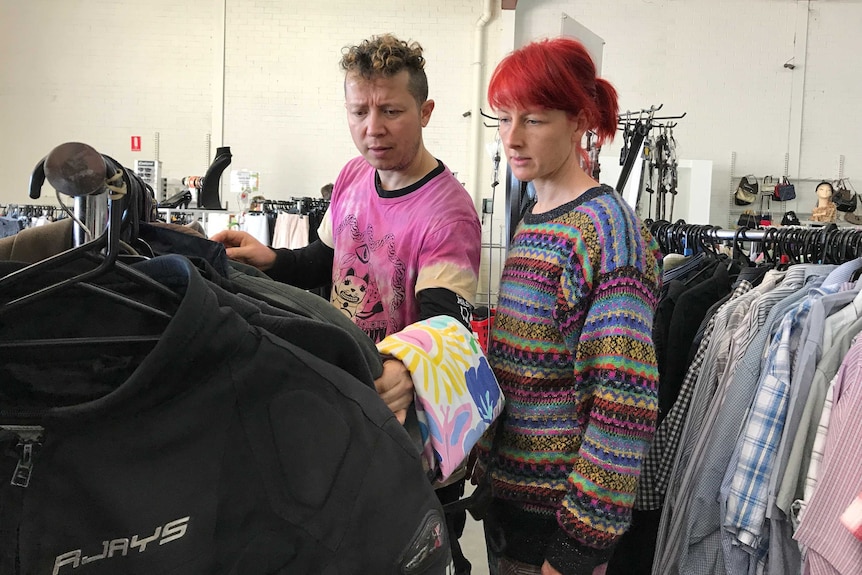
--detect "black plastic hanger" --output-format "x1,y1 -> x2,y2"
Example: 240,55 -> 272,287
0,143 -> 181,349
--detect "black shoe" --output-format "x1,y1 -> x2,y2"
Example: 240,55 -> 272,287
158,190 -> 193,209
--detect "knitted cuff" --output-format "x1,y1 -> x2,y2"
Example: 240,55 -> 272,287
545,528 -> 613,575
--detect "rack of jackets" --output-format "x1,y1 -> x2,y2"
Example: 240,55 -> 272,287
0,143 -> 451,575
606,221 -> 862,575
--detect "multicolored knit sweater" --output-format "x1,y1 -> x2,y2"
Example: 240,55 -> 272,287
479,185 -> 662,573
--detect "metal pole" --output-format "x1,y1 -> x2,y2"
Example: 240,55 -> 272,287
72,194 -> 109,248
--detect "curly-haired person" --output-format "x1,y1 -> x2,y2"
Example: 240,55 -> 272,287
211,34 -> 482,574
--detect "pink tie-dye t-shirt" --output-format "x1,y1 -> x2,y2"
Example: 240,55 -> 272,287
318,157 -> 481,343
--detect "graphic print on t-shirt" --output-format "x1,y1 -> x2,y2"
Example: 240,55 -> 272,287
332,267 -> 382,320
332,215 -> 406,343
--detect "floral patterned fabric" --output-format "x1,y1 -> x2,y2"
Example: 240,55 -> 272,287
377,315 -> 505,481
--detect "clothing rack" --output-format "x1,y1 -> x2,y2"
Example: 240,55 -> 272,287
650,221 -> 862,265
616,105 -> 687,222
249,197 -> 329,216
0,204 -> 64,218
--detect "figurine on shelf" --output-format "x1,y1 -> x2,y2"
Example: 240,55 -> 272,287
811,180 -> 836,223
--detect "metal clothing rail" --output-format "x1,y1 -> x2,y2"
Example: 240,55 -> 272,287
650,220 -> 862,265
711,225 -> 840,242
651,222 -> 841,244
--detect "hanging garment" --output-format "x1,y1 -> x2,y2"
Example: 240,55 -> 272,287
780,313 -> 862,528
653,264 -> 835,575
0,217 -> 20,239
0,218 -> 74,263
272,213 -> 310,249
0,254 -> 451,575
720,282 -> 852,573
659,262 -> 734,418
242,213 -> 270,246
764,284 -> 862,575
794,337 -> 862,574
139,222 -> 234,278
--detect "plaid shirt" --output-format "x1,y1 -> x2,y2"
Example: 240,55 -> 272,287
723,284 -> 845,554
657,270 -> 827,575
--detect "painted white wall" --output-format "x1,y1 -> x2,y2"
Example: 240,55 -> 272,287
0,0 -> 501,207
511,0 -> 862,227
0,0 -> 215,203
2,0 -> 861,296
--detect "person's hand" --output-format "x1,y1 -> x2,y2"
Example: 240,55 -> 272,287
374,358 -> 414,424
210,229 -> 276,270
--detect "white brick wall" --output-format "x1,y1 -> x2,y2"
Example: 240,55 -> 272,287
0,0 -> 214,202
2,0 -> 861,298
221,0 -> 488,201
0,0 -> 496,207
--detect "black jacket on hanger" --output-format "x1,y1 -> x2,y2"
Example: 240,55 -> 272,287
659,261 -> 735,417
0,255 -> 450,575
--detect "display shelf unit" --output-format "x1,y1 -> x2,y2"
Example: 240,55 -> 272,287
726,152 -> 849,229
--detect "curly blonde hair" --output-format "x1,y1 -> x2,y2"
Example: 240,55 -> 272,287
341,34 -> 428,105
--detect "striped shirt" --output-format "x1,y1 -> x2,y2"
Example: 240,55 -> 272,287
794,335 -> 862,574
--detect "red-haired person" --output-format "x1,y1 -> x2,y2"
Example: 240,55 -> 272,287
471,37 -> 662,575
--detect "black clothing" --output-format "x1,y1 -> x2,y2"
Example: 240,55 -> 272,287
606,509 -> 662,575
139,223 -> 384,379
0,255 -> 451,575
139,222 -> 233,277
417,287 -> 473,329
436,480 -> 471,575
267,238 -> 335,289
653,279 -> 686,422
659,262 -> 733,416
483,500 -> 609,575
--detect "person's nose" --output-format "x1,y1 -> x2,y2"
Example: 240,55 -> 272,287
501,123 -> 522,150
366,109 -> 386,137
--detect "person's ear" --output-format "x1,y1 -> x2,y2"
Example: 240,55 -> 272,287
575,110 -> 589,132
570,110 -> 589,143
420,99 -> 435,127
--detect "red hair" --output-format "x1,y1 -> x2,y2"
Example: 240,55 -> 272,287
488,37 -> 618,148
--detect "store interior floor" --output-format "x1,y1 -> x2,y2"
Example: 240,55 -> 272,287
458,482 -> 490,573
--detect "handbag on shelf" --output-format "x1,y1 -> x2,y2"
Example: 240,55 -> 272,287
772,176 -> 796,201
781,210 -> 801,226
762,175 -> 775,194
834,178 -> 857,213
737,210 -> 758,228
734,175 -> 758,205
845,204 -> 862,226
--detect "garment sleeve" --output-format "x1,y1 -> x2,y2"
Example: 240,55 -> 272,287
546,229 -> 660,574
265,239 -> 334,289
417,287 -> 473,329
414,219 -> 482,306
